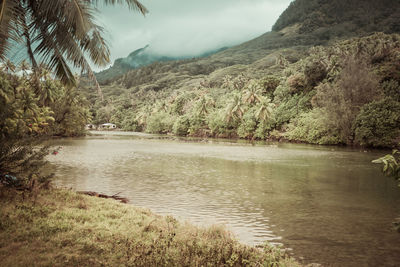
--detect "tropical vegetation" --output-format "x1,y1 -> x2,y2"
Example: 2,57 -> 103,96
84,33 -> 400,148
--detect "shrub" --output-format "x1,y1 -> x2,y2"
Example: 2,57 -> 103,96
354,98 -> 400,147
146,112 -> 174,134
237,108 -> 257,139
121,116 -> 140,131
0,137 -> 53,190
274,92 -> 313,128
255,120 -> 275,139
207,111 -> 238,138
189,114 -> 207,136
304,60 -> 327,87
173,116 -> 190,136
287,73 -> 306,94
259,76 -> 280,97
382,80 -> 400,101
286,109 -> 342,145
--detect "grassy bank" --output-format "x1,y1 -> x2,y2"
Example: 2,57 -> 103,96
0,188 -> 298,266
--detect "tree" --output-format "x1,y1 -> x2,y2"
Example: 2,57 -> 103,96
0,0 -> 147,98
255,96 -> 274,122
195,95 -> 214,116
225,92 -> 244,123
242,80 -> 262,105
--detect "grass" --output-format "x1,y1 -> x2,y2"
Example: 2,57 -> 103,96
0,188 -> 299,266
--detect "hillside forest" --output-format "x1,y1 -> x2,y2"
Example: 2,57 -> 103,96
83,33 -> 400,148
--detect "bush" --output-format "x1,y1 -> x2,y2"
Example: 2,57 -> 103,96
259,76 -> 280,97
121,115 -> 140,131
172,116 -> 190,136
274,93 -> 313,128
237,108 -> 257,139
146,112 -> 174,134
0,137 -> 53,190
255,120 -> 275,139
207,111 -> 238,138
382,80 -> 400,101
286,109 -> 342,145
354,98 -> 400,147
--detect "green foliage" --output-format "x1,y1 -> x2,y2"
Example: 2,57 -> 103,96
172,116 -> 190,136
189,114 -> 207,136
382,80 -> 400,101
237,107 -> 257,139
0,137 -> 52,190
372,150 -> 400,181
354,98 -> 400,147
259,76 -> 281,97
50,87 -> 91,137
373,149 -> 400,233
0,0 -> 147,90
146,112 -> 174,134
286,109 -> 342,145
208,110 -> 238,138
84,33 -> 400,148
273,92 -> 313,128
313,57 -> 380,144
0,64 -> 90,189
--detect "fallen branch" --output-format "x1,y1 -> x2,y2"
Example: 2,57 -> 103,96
78,191 -> 129,203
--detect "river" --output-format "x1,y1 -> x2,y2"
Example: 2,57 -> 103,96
49,131 -> 400,266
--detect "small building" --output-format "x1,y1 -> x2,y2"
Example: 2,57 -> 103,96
85,124 -> 96,130
101,123 -> 117,129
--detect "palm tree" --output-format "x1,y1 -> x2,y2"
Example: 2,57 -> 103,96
39,79 -> 56,106
196,95 -> 214,116
255,96 -> 274,122
243,80 -> 262,105
225,92 -> 244,123
0,0 -> 147,99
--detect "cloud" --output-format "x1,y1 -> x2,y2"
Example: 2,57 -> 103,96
95,0 -> 292,70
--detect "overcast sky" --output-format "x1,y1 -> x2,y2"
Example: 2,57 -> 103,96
95,0 -> 292,70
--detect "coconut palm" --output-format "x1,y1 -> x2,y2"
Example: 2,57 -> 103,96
243,80 -> 262,105
196,95 -> 214,116
39,79 -> 56,106
225,92 -> 244,122
255,96 -> 274,122
0,0 -> 147,99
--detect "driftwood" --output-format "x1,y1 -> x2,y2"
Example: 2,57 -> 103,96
78,191 -> 129,203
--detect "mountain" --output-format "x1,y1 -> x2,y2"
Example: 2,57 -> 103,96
97,0 -> 400,87
95,45 -> 228,83
273,0 -> 400,34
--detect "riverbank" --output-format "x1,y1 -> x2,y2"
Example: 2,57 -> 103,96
0,188 -> 299,266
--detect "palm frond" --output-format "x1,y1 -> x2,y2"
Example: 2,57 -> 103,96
0,0 -> 24,60
91,0 -> 148,14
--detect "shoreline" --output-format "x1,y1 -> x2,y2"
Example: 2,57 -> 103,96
87,130 -> 393,152
0,187 -> 300,266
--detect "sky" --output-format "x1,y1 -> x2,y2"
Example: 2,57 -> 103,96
95,0 -> 292,71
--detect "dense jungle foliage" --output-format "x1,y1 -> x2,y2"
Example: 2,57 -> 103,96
83,33 -> 400,148
0,62 -> 91,189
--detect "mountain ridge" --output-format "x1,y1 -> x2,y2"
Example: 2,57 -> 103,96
95,45 -> 229,83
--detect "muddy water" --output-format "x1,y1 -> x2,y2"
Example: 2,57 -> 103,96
49,131 -> 400,266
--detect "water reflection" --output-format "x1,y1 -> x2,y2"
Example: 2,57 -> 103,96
49,133 -> 400,266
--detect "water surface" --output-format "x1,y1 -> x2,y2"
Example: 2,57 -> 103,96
49,131 -> 400,266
